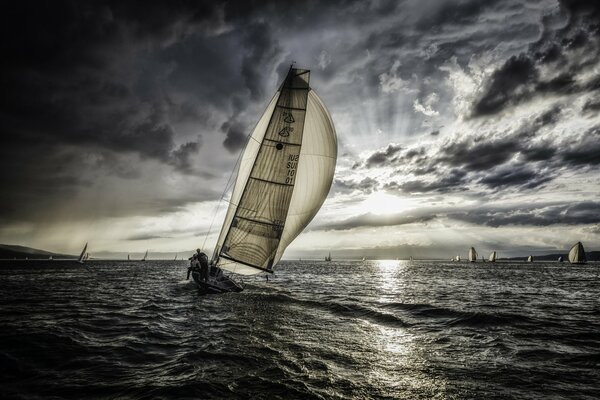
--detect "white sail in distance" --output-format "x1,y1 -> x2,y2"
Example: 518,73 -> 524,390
527,255 -> 533,262
468,247 -> 477,262
213,68 -> 337,275
568,242 -> 586,264
142,250 -> 148,261
489,251 -> 497,262
78,242 -> 88,263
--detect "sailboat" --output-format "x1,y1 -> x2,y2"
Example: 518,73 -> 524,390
468,247 -> 477,262
568,242 -> 587,264
409,256 -> 413,262
141,250 -> 148,261
325,252 -> 332,262
127,254 -> 130,261
557,256 -> 563,262
527,255 -> 533,262
361,256 -> 366,262
174,254 -> 178,261
455,255 -> 461,262
193,66 -> 337,293
77,242 -> 88,264
489,251 -> 497,262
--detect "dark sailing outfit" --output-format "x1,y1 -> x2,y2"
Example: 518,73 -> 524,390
198,252 -> 209,282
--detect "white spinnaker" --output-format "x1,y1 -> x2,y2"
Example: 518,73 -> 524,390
214,90 -> 336,275
568,242 -> 586,263
469,247 -> 477,261
273,90 -> 337,265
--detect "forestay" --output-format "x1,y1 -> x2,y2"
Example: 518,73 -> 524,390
213,68 -> 337,275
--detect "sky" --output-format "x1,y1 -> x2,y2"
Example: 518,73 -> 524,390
1,0 -> 599,259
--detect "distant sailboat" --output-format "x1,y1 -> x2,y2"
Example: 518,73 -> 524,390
193,66 -> 337,294
77,242 -> 88,264
127,254 -> 130,261
557,256 -> 563,262
361,256 -> 366,262
527,255 -> 533,262
325,252 -> 332,262
174,254 -> 178,261
468,247 -> 477,263
409,256 -> 413,262
48,256 -> 53,260
141,250 -> 148,261
568,242 -> 587,264
489,251 -> 497,262
455,255 -> 461,262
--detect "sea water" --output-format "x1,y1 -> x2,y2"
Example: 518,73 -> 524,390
1,260 -> 599,399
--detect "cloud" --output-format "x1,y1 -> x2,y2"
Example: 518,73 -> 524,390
169,139 -> 202,174
413,93 -> 440,116
379,60 -> 414,94
364,144 -> 403,168
313,212 -> 437,231
333,177 -> 379,194
449,201 -> 600,227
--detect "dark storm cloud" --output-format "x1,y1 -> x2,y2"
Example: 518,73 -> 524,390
126,234 -> 170,241
385,169 -> 467,194
471,0 -> 600,117
449,201 -> 600,227
333,177 -> 379,194
477,165 -> 554,190
472,54 -> 538,116
313,212 -> 436,232
169,139 -> 202,174
364,144 -> 403,168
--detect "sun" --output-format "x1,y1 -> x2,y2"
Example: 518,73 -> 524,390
358,191 -> 416,215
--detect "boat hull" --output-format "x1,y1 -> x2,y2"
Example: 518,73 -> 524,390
192,270 -> 243,294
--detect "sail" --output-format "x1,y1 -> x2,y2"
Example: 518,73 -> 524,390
558,256 -> 563,262
142,250 -> 148,261
527,255 -> 533,262
455,255 -> 460,261
468,247 -> 477,262
214,68 -> 337,275
78,242 -> 88,263
489,251 -> 497,262
127,254 -> 130,261
568,242 -> 586,264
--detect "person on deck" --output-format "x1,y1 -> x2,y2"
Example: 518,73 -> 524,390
186,254 -> 199,280
196,249 -> 209,282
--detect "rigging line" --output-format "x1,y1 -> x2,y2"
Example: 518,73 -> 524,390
201,90 -> 280,250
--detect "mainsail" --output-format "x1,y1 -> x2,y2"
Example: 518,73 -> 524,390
142,250 -> 148,261
213,68 -> 337,275
568,241 -> 586,264
489,251 -> 497,262
527,255 -> 533,262
468,247 -> 477,262
78,242 -> 88,263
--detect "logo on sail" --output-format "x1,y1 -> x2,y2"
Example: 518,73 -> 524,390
278,126 -> 294,137
282,111 -> 295,123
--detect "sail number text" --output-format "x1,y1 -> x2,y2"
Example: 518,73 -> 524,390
285,154 -> 299,184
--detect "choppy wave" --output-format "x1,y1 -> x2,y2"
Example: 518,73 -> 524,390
1,260 -> 599,399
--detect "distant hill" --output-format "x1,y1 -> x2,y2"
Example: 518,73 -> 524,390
0,244 -> 75,260
505,251 -> 600,262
